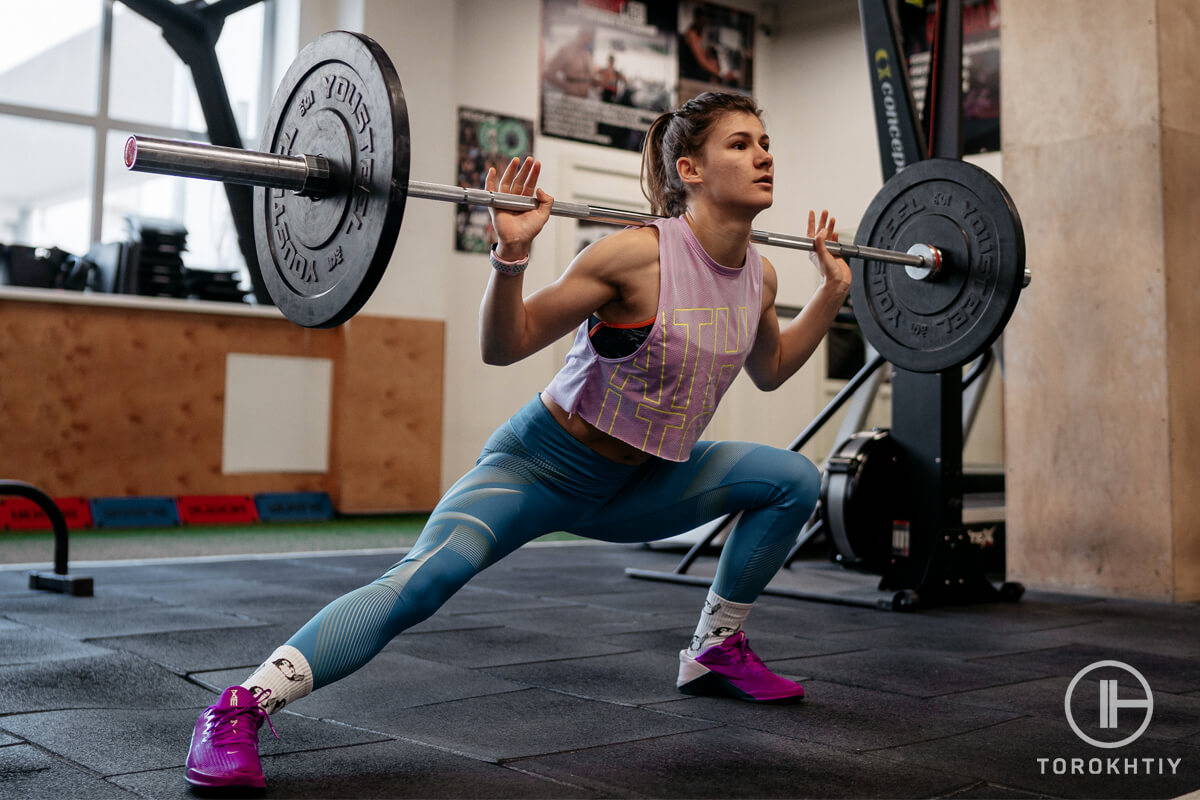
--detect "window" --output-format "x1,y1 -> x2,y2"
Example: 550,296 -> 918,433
0,0 -> 278,284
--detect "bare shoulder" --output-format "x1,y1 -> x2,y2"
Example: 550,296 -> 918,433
760,254 -> 779,295
570,225 -> 660,280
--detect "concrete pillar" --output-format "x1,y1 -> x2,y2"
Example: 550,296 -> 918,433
1002,0 -> 1200,600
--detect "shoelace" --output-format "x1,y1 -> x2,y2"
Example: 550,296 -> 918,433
732,635 -> 767,670
206,698 -> 279,746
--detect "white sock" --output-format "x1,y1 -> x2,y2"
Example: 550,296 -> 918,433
685,589 -> 753,657
240,645 -> 314,714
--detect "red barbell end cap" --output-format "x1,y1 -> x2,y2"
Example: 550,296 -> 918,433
124,137 -> 137,169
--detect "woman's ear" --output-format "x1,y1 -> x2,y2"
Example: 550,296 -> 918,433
677,155 -> 703,187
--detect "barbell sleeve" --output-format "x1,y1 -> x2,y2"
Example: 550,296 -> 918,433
124,135 -> 930,270
124,135 -> 332,197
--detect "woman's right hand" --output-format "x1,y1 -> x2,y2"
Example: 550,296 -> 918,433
487,156 -> 554,261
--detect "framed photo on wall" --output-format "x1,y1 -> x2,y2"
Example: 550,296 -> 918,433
455,107 -> 535,253
539,0 -> 678,153
676,1 -> 755,103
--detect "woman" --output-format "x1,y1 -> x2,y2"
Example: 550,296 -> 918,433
184,91 -> 851,790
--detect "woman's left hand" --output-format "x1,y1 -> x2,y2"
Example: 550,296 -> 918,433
808,209 -> 852,298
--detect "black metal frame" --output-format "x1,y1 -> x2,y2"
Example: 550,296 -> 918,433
2,481 -> 93,596
117,0 -> 272,305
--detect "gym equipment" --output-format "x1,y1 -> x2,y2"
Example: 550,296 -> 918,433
852,159 -> 1025,373
1,481 -> 93,596
122,30 -> 1028,370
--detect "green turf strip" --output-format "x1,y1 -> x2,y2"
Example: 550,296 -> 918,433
0,515 -> 584,564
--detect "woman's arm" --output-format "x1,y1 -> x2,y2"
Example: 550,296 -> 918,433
743,211 -> 852,390
480,227 -> 659,365
478,157 -> 659,366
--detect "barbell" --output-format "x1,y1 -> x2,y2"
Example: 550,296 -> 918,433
122,30 -> 1028,373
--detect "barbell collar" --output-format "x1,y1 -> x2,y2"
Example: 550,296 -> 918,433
125,135 -> 935,271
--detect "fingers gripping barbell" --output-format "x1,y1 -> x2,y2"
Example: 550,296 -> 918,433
122,30 -> 1029,373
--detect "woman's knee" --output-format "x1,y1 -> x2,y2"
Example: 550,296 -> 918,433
767,451 -> 821,516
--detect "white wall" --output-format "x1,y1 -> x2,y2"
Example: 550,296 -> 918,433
293,0 -> 1004,492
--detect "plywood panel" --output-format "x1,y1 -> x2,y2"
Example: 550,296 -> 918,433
0,301 -> 443,512
332,316 -> 444,513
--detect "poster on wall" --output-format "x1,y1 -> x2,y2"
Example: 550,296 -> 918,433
455,107 -> 535,253
899,0 -> 1000,154
676,1 -> 755,103
540,0 -> 678,153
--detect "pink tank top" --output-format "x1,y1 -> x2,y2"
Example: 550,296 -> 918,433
544,216 -> 763,462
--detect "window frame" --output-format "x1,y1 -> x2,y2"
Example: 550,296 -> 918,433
0,0 -> 277,265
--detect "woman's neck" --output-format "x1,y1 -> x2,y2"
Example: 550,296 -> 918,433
683,205 -> 753,268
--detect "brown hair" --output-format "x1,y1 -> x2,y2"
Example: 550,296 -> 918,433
640,91 -> 764,218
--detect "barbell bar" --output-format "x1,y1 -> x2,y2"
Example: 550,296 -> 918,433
124,134 -> 937,272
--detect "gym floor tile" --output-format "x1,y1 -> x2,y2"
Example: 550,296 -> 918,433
920,598 -> 1112,632
89,622 -> 300,674
644,679 -> 1023,751
6,543 -> 1200,798
596,623 -> 864,660
480,649 -> 692,705
366,687 -> 719,761
385,624 -> 634,668
276,552 -> 408,573
768,647 -> 1055,698
454,601 -> 695,638
110,738 -> 601,799
720,598 -> 917,635
0,650 -> 213,713
0,625 -> 113,666
970,644 -> 1200,692
0,705 -> 389,775
0,587 -> 154,614
0,744 -> 137,799
465,570 -> 644,598
571,586 -> 731,615
193,651 -> 529,716
870,715 -> 1200,799
941,781 -> 1059,798
989,619 -> 1200,661
62,562 -> 206,585
510,725 -> 977,798
0,571 -> 36,594
435,585 -> 585,615
815,622 -> 1103,660
3,600 -> 265,639
112,576 -> 339,615
940,677 -> 1200,742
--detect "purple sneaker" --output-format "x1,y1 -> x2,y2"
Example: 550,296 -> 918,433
677,631 -> 805,702
185,685 -> 278,789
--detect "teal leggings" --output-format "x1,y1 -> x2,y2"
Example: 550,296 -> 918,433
288,395 -> 820,689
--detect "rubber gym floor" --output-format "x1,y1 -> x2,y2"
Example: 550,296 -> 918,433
2,530 -> 1199,799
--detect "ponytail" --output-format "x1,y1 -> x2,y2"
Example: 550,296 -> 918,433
641,112 -> 686,217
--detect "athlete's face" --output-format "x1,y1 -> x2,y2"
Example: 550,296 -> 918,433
680,111 -> 773,214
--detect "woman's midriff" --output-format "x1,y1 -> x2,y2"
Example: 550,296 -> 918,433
539,392 -> 654,466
